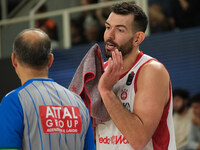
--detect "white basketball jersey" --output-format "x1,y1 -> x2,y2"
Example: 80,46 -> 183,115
96,52 -> 176,150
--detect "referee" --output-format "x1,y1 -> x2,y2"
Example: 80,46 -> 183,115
0,28 -> 95,150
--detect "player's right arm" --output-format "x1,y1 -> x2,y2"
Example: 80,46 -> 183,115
0,91 -> 24,149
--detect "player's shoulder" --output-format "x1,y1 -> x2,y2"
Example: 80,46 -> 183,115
143,59 -> 167,73
138,59 -> 170,82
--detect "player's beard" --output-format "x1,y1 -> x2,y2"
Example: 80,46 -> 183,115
104,37 -> 134,58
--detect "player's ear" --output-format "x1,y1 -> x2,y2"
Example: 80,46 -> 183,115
133,32 -> 145,47
48,53 -> 54,68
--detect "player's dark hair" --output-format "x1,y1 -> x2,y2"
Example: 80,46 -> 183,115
13,28 -> 51,70
111,2 -> 148,33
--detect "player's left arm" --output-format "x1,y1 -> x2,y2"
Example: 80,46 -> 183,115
131,60 -> 170,147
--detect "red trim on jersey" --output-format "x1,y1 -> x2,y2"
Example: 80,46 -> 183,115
134,59 -> 172,149
152,89 -> 171,150
104,51 -> 144,80
134,58 -> 157,92
104,61 -> 109,68
120,51 -> 143,79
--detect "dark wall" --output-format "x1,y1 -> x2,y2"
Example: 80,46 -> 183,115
141,27 -> 200,96
0,58 -> 20,101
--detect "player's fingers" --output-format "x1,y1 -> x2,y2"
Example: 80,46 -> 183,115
115,49 -> 122,65
113,49 -> 122,71
118,50 -> 123,71
107,57 -> 113,73
111,51 -> 119,74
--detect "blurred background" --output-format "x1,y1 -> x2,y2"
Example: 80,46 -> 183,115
0,0 -> 200,100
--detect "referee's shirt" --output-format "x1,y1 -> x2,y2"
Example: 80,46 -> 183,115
0,78 -> 95,150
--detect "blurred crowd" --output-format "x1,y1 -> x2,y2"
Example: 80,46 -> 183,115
149,0 -> 200,33
70,0 -> 200,47
173,89 -> 200,150
70,0 -> 112,46
1,0 -> 200,48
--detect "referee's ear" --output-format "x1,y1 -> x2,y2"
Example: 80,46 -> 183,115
11,52 -> 18,68
48,53 -> 54,68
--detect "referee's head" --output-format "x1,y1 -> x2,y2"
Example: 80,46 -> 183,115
12,28 -> 53,70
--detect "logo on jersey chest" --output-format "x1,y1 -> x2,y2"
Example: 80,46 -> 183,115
120,89 -> 131,111
121,89 -> 128,100
39,105 -> 82,134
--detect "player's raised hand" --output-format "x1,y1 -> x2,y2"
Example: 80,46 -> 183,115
98,49 -> 123,92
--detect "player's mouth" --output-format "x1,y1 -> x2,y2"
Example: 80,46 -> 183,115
105,42 -> 117,51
